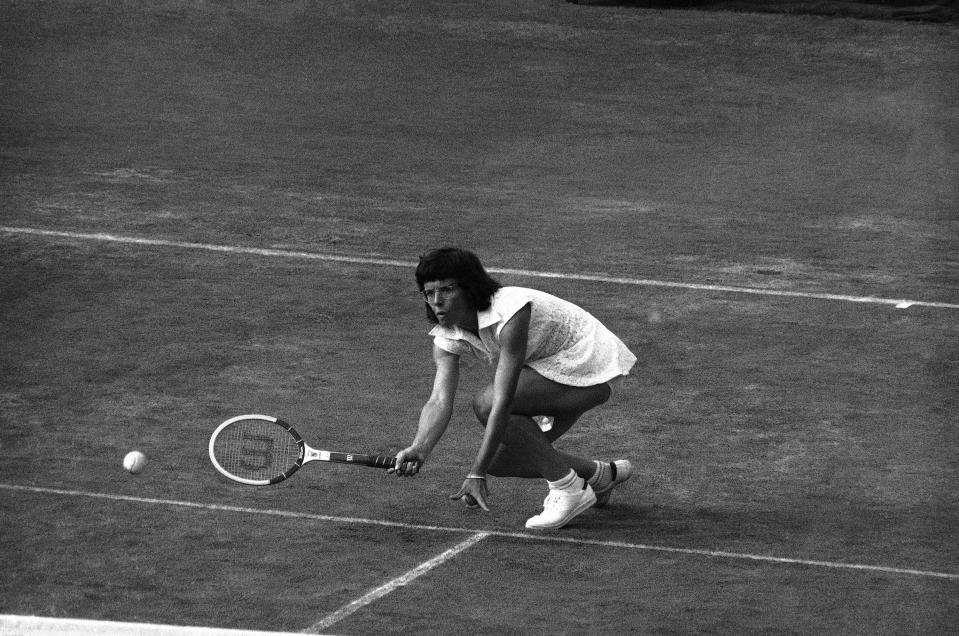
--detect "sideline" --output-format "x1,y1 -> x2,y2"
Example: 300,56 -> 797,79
3,226 -> 958,310
3,483 -> 957,581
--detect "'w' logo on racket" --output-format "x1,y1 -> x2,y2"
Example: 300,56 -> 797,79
240,433 -> 274,471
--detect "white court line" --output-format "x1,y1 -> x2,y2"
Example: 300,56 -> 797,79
0,614 -> 309,636
303,532 -> 490,634
3,226 -> 957,310
3,484 -> 957,582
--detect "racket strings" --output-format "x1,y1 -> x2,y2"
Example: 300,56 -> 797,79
212,419 -> 302,481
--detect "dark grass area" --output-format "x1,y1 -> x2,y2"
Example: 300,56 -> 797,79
1,0 -> 957,632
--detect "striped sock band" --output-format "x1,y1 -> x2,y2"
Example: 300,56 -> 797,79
588,460 -> 609,489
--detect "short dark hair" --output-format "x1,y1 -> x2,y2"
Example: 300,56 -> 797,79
416,247 -> 502,323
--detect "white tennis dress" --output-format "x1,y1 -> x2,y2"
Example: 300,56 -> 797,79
429,286 -> 636,387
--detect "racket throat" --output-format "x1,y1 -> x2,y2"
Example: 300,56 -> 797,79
305,448 -> 332,462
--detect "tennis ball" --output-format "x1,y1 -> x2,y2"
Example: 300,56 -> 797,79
123,450 -> 148,474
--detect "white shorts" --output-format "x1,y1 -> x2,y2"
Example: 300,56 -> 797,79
536,375 -> 627,432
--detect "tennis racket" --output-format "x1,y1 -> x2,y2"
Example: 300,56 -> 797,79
208,414 -> 397,485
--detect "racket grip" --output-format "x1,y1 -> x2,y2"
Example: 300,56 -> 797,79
372,455 -> 397,469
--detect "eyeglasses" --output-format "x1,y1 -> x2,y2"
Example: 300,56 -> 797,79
422,284 -> 459,301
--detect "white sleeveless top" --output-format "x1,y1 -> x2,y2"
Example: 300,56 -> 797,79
428,287 -> 636,387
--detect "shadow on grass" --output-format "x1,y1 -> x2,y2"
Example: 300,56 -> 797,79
565,0 -> 959,22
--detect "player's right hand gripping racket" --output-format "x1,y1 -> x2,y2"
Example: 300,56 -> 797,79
208,414 -> 397,485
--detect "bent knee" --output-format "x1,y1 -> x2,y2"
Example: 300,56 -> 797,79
471,388 -> 493,423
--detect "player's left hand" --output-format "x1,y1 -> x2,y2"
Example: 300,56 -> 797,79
450,476 -> 490,511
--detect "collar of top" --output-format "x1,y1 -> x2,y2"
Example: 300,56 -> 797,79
428,304 -> 501,339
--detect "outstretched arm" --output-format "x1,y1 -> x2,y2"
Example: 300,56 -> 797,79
471,304 -> 530,477
449,305 -> 531,511
391,344 -> 460,476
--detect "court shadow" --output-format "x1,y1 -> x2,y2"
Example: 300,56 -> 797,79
565,0 -> 959,22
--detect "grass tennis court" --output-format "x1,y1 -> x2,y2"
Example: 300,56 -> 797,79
1,0 -> 957,633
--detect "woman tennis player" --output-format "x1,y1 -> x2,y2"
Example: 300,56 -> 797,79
391,248 -> 637,529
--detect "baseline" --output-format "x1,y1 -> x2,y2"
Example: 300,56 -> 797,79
3,226 -> 957,310
0,615 -> 311,636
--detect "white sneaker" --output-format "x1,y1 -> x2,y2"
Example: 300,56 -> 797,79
525,484 -> 597,530
593,460 -> 632,508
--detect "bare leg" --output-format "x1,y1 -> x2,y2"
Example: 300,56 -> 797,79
471,368 -> 611,481
486,429 -> 598,479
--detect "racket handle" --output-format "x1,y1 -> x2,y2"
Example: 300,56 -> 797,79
370,455 -> 397,469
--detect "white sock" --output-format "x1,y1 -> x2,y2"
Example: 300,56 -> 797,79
547,469 -> 584,493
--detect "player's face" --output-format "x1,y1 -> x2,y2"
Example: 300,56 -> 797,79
422,278 -> 472,328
